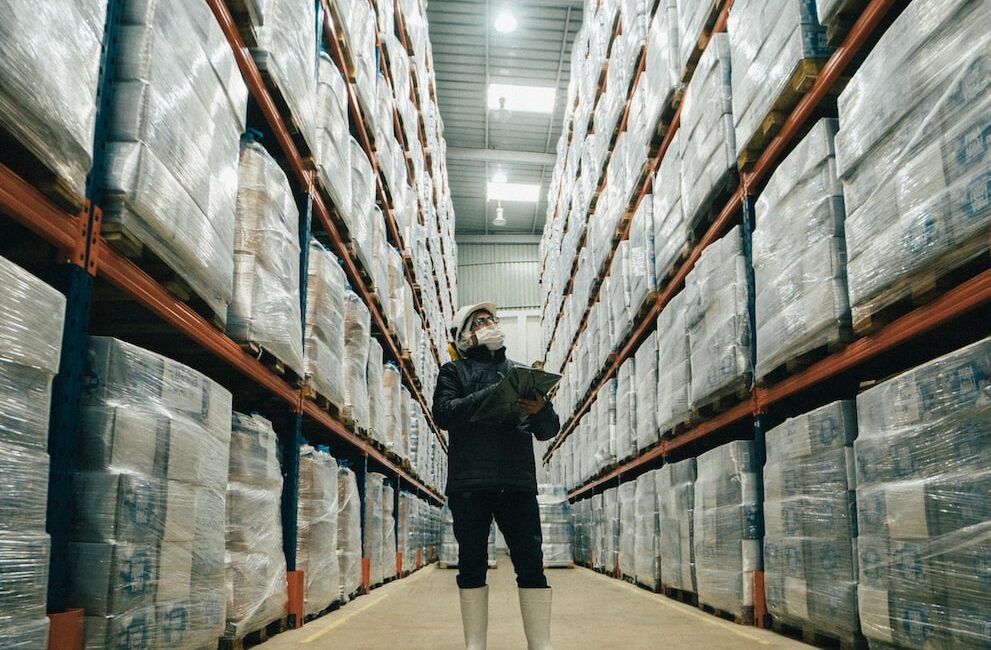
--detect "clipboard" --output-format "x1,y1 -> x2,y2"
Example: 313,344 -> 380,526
470,366 -> 562,422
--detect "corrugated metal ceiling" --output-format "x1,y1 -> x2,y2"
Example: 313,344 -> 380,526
426,0 -> 584,235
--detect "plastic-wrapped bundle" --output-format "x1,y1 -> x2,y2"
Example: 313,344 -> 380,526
71,337 -> 232,649
346,138 -> 375,267
367,338 -> 385,444
538,485 -> 574,568
228,139 -> 304,375
0,1 -> 105,200
685,226 -> 752,410
643,1 -> 680,139
854,336 -> 991,649
619,481 -> 638,577
399,387 -> 413,461
224,413 -> 287,639
634,471 -> 660,589
97,0 -> 248,324
634,332 -> 659,451
382,484 -> 397,580
628,198 -> 656,315
602,488 -> 620,574
383,362 -> 403,453
728,0 -> 832,159
656,290 -> 691,433
347,0 -> 377,125
369,206 -> 390,297
316,53 -> 352,213
764,400 -> 858,639
615,358 -> 638,463
305,241 -> 348,408
386,247 -> 408,344
343,288 -> 371,430
652,131 -> 688,284
694,440 -> 761,619
337,467 -> 362,599
364,472 -> 385,585
249,0 -> 318,152
657,458 -> 696,592
754,118 -> 849,380
397,493 -> 411,572
677,0 -> 721,72
680,33 -> 735,230
835,0 -> 991,332
297,446 -> 340,615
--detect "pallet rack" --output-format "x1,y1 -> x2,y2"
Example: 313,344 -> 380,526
0,0 -> 455,644
538,0 -> 991,631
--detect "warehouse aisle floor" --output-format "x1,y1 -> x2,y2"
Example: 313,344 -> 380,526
259,556 -> 813,649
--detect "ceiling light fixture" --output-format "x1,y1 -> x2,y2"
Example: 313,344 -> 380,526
494,8 -> 518,34
493,203 -> 507,226
488,83 -> 556,114
492,170 -> 508,184
487,181 -> 541,203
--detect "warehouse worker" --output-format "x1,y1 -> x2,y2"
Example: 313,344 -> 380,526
433,302 -> 560,650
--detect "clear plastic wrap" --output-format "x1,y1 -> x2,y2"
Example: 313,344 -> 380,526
656,290 -> 692,433
754,118 -> 849,380
305,241 -> 348,408
225,413 -> 288,639
634,471 -> 660,589
834,0 -> 991,330
764,400 -> 858,638
677,0 -> 721,72
854,336 -> 991,649
343,287 -> 371,431
679,32 -> 735,229
644,1 -> 680,137
399,387 -> 412,461
615,358 -> 638,463
228,139 -> 304,375
386,248 -> 408,345
316,52 -> 352,213
297,445 -> 340,615
657,458 -> 696,592
603,487 -> 620,575
538,485 -> 574,568
382,362 -> 402,454
364,473 -> 385,584
694,441 -> 761,618
72,337 -> 232,649
346,138 -> 375,268
366,339 -> 385,444
337,467 -> 362,599
98,0 -> 248,323
652,131 -> 689,285
728,0 -> 832,158
0,1 -> 104,199
249,0 -> 318,153
628,197 -> 656,314
685,226 -> 752,410
634,331 -> 659,451
382,484 -> 398,580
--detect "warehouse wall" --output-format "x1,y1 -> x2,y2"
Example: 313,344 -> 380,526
457,242 -> 541,310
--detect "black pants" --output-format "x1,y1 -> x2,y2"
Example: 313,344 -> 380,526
449,490 -> 548,589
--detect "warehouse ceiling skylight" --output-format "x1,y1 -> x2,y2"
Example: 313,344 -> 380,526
487,181 -> 541,202
487,83 -> 556,113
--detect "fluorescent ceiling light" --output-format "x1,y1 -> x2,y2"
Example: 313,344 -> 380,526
492,171 -> 508,184
494,9 -> 517,33
488,181 -> 541,203
488,83 -> 556,114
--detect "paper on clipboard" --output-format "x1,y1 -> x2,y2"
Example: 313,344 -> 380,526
470,366 -> 562,422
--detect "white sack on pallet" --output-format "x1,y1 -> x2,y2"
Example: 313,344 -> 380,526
655,290 -> 691,434
367,338 -> 386,445
634,331 -> 659,451
317,53 -> 352,213
634,471 -> 660,589
835,0 -> 991,331
343,288 -> 372,431
754,118 -> 850,380
297,446 -> 340,616
615,358 -> 638,464
228,139 -> 304,376
0,1 -> 105,200
652,130 -> 689,284
383,362 -> 403,455
628,196 -> 656,315
855,336 -> 991,649
224,413 -> 287,639
346,137 -> 376,269
658,458 -> 696,593
643,1 -> 680,136
337,467 -> 362,599
305,241 -> 348,408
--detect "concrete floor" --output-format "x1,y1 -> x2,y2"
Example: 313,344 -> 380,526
258,557 -> 814,649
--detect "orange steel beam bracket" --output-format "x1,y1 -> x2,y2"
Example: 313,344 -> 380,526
0,163 -> 85,266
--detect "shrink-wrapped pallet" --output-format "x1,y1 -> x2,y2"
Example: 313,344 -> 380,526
367,339 -> 386,445
634,331 -> 659,451
347,138 -> 375,269
656,290 -> 691,433
337,467 -> 362,599
228,139 -> 304,375
383,362 -> 403,454
657,458 -> 696,592
652,130 -> 689,284
305,241 -> 348,408
628,198 -> 656,316
644,0 -> 680,137
615,358 -> 638,463
538,485 -> 574,568
382,484 -> 397,580
317,53 -> 352,213
602,488 -> 620,575
364,472 -> 385,585
297,446 -> 340,615
343,288 -> 372,431
634,471 -> 660,589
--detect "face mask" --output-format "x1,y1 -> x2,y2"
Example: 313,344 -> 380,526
474,326 -> 505,351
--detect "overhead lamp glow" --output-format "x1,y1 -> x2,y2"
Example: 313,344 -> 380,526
488,181 -> 541,203
492,171 -> 508,184
487,83 -> 556,114
494,9 -> 518,33
493,205 -> 507,226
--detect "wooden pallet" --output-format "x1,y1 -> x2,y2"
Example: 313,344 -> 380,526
0,123 -> 86,214
660,418 -> 695,441
647,88 -> 686,154
238,341 -> 305,387
224,0 -> 261,48
770,617 -> 869,650
251,51 -> 317,164
824,0 -> 872,46
661,584 -> 699,606
691,382 -> 751,423
326,2 -> 358,81
680,2 -> 725,83
655,239 -> 694,286
699,602 -> 755,626
303,599 -> 344,624
737,59 -> 832,171
219,615 -> 289,650
757,334 -> 852,387
303,384 -> 345,419
687,169 -> 740,243
100,219 -> 226,331
636,580 -> 661,593
852,230 -> 991,336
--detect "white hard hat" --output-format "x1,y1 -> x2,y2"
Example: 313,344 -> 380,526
450,302 -> 497,340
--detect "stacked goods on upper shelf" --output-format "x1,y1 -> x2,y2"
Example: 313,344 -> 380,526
347,137 -> 376,274
0,0 -> 105,205
854,336 -> 991,648
754,118 -> 850,381
685,226 -> 752,411
70,338 -> 231,649
658,458 -> 697,594
337,466 -> 362,600
727,0 -> 832,165
343,287 -> 372,431
228,139 -> 305,376
653,130 -> 688,285
316,53 -> 352,213
225,414 -> 288,640
0,257 -> 66,648
305,241 -> 348,409
633,471 -> 660,589
367,338 -> 386,445
694,440 -> 761,621
364,472 -> 385,586
96,0 -> 248,324
383,362 -> 403,456
246,0 -> 319,154
297,446 -> 340,616
634,0 -> 679,149
538,485 -> 575,568
834,0 -> 991,334
764,401 -> 859,640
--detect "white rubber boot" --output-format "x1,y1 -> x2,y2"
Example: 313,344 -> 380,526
459,586 -> 489,649
518,587 -> 553,650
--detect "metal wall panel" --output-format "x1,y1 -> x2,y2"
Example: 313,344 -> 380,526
457,243 -> 541,309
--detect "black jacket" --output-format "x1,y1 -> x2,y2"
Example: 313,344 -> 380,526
432,346 -> 560,495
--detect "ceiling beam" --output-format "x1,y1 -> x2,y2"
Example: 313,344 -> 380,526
447,147 -> 558,165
